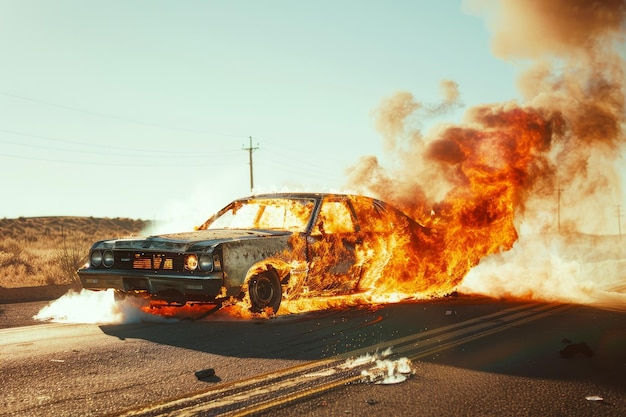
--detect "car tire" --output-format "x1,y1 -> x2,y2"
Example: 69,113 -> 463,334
248,270 -> 282,313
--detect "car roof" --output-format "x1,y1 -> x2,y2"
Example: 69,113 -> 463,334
240,192 -> 379,201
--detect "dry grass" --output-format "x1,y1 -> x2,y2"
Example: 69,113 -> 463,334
0,217 -> 150,288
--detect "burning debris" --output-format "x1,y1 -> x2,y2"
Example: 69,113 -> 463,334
341,348 -> 415,385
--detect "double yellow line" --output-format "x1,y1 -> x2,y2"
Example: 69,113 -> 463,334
120,302 -> 572,417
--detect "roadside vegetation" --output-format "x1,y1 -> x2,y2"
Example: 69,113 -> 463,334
0,217 -> 150,288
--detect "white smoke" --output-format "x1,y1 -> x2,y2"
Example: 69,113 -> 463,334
33,289 -> 176,324
458,234 -> 626,307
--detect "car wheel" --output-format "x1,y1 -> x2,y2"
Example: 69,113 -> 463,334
248,270 -> 282,313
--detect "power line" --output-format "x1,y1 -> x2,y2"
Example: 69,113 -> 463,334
0,93 -> 376,187
261,139 -> 350,166
1,93 -> 363,168
0,128 -> 241,157
0,151 -> 243,168
0,138 -> 239,160
256,155 -> 342,181
0,92 -> 248,139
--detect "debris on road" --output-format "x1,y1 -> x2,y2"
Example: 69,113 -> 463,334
585,395 -> 604,402
362,357 -> 414,384
194,368 -> 216,380
560,340 -> 594,358
341,348 -> 414,385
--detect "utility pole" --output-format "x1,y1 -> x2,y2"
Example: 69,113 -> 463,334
243,136 -> 259,193
557,187 -> 563,234
617,205 -> 623,240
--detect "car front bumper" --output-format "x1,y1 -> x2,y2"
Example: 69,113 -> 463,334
77,268 -> 225,302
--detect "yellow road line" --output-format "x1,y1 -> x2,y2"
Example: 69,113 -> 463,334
120,302 -> 573,417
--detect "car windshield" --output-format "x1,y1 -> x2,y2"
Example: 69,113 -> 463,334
203,197 -> 316,232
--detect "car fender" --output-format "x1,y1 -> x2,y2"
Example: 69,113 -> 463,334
220,235 -> 297,290
238,259 -> 291,294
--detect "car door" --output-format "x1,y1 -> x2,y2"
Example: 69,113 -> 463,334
305,197 -> 363,294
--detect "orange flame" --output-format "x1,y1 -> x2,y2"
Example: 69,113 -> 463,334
344,0 -> 626,304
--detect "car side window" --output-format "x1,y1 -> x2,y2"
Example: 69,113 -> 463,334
350,198 -> 390,233
313,200 -> 355,235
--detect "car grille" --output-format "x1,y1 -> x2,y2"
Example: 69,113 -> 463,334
116,252 -> 183,271
133,256 -> 153,269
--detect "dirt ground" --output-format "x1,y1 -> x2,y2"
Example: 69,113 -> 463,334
0,284 -> 76,304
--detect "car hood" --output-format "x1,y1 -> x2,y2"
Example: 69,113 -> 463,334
97,229 -> 292,252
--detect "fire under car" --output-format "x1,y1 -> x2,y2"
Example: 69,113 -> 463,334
78,193 -> 437,314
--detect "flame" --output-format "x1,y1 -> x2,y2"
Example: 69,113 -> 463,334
140,301 -> 220,320
342,0 -> 626,304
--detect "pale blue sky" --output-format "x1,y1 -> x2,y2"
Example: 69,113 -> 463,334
1,1 -> 523,222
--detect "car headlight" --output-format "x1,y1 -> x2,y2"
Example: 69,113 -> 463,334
184,254 -> 199,271
198,254 -> 213,272
91,250 -> 102,267
103,250 -> 114,268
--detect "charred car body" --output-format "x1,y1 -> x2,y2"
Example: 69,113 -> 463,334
78,193 -> 435,313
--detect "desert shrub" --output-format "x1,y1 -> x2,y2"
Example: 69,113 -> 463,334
0,238 -> 24,260
0,261 -> 40,287
0,239 -> 33,281
52,226 -> 92,284
0,216 -> 149,287
55,245 -> 89,283
0,252 -> 13,269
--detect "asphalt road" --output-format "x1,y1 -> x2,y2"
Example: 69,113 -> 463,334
1,295 -> 625,416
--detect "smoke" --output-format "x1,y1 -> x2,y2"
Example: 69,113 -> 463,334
33,289 -> 176,324
470,0 -> 626,232
345,1 -> 626,302
467,0 -> 625,60
347,80 -> 465,215
458,234 -> 626,306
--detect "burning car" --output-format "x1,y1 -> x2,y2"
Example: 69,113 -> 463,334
78,193 -> 437,313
